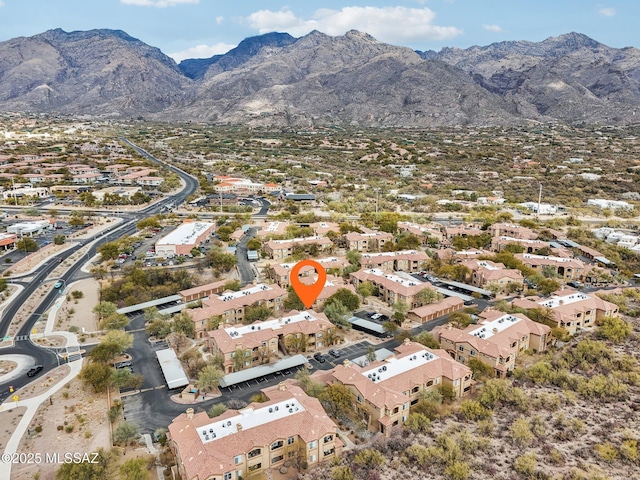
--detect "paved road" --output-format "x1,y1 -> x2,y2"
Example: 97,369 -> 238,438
0,138 -> 199,402
235,227 -> 257,286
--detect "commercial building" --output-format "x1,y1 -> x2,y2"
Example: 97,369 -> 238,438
587,199 -> 634,211
7,220 -> 53,236
0,233 -> 17,250
155,221 -> 215,257
168,382 -> 341,480
432,310 -> 551,377
312,340 -> 472,435
208,310 -> 336,373
512,289 -> 618,335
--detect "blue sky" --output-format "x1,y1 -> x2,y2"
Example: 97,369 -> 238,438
0,1 -> 635,62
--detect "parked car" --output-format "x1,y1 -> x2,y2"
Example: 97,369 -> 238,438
114,360 -> 132,369
27,365 -> 43,377
313,353 -> 326,363
328,349 -> 341,358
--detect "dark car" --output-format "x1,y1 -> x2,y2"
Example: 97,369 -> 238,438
27,365 -> 43,377
313,353 -> 326,363
115,360 -> 132,369
328,349 -> 341,358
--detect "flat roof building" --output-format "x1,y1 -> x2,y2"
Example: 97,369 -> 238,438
156,221 -> 215,257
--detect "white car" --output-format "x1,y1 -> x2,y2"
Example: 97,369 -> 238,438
371,313 -> 383,320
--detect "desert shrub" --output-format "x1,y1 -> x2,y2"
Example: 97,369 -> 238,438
619,439 -> 639,464
510,417 -> 534,447
597,316 -> 633,343
459,400 -> 492,421
444,461 -> 470,480
514,452 -> 537,477
208,403 -> 226,418
332,466 -> 354,480
594,442 -> 619,463
353,449 -> 386,470
404,413 -> 431,434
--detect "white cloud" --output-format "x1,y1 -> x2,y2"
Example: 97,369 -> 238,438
216,16 -> 224,25
168,43 -> 236,62
245,6 -> 463,44
482,24 -> 504,32
0,1 -> 4,6
597,7 -> 616,16
120,0 -> 199,7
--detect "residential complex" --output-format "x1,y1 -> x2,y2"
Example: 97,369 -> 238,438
187,283 -> 288,338
512,289 -> 619,335
432,310 -> 551,377
312,340 -> 473,435
345,227 -> 394,252
350,268 -> 438,308
463,259 -> 524,292
359,250 -> 429,273
514,253 -> 588,280
168,382 -> 341,480
264,236 -> 333,260
208,310 -> 335,373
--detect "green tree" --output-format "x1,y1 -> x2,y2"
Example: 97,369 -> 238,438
16,237 -> 38,252
319,383 -> 354,418
510,417 -> 534,447
99,313 -> 129,330
87,342 -> 121,364
97,242 -> 120,261
102,330 -> 134,352
119,457 -> 150,480
79,362 -> 113,393
136,217 -> 160,230
55,447 -> 116,480
353,448 -> 386,469
357,280 -> 376,299
114,421 -> 139,445
323,300 -> 350,327
284,287 -> 305,310
285,334 -> 309,353
325,288 -> 360,311
382,320 -> 399,335
467,358 -> 494,380
415,287 -> 441,306
197,365 -> 224,394
53,234 -> 66,245
414,331 -> 440,349
172,311 -> 196,337
244,304 -> 273,324
93,301 -> 118,320
246,237 -> 262,250
332,466 -> 354,480
404,412 -> 431,434
217,226 -> 234,241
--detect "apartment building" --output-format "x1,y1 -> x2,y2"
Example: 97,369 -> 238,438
443,225 -> 483,239
432,310 -> 551,377
269,257 -> 350,288
178,280 -> 229,303
397,221 -> 443,243
187,284 -> 288,338
491,236 -> 551,253
312,340 -> 472,435
255,221 -> 290,239
488,223 -> 537,240
512,289 -> 618,335
264,236 -> 333,260
407,297 -> 465,323
514,253 -> 588,280
208,310 -> 335,373
350,268 -> 438,308
168,382 -> 341,480
360,250 -> 429,273
462,259 -> 524,292
345,227 -> 394,252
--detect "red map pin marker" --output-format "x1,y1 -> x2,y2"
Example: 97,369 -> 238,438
290,259 -> 326,309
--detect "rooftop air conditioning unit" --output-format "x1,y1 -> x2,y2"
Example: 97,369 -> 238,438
274,406 -> 279,411
227,421 -> 231,427
202,430 -> 207,435
289,408 -> 293,413
382,366 -> 387,371
209,428 -> 214,433
205,435 -> 210,440
269,408 -> 273,413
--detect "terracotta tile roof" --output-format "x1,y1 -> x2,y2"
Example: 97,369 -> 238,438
168,382 -> 336,480
409,296 -> 464,317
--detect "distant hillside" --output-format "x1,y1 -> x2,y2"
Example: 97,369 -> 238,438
1,28 -> 640,125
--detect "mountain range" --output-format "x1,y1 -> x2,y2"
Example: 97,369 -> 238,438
1,28 -> 639,126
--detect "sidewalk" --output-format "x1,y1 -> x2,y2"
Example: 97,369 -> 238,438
0,285 -> 83,480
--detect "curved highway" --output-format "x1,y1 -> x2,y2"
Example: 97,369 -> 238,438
0,138 -> 198,403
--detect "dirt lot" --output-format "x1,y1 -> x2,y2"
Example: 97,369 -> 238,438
56,277 -> 101,335
12,377 -> 112,480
